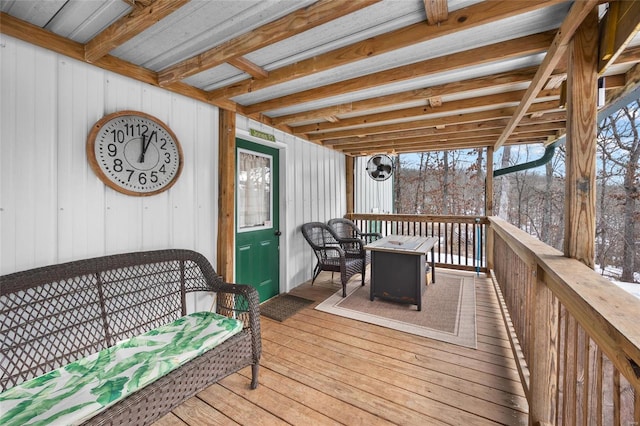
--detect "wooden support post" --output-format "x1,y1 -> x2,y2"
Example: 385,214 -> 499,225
485,146 -> 494,216
529,266 -> 559,426
563,9 -> 598,268
485,146 -> 494,270
217,109 -> 236,281
346,155 -> 354,215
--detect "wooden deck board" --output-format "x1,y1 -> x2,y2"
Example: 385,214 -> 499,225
158,271 -> 528,425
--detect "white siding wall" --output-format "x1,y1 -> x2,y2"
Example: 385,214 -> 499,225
235,116 -> 346,292
1,36 -> 217,311
0,36 -> 388,295
354,156 -> 394,213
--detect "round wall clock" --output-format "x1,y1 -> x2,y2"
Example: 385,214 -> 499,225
87,110 -> 183,196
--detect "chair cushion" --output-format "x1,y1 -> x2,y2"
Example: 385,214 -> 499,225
0,311 -> 243,426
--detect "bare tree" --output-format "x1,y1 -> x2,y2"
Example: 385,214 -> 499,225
599,101 -> 640,282
496,146 -> 512,219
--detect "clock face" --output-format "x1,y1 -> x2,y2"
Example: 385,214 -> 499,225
87,111 -> 183,196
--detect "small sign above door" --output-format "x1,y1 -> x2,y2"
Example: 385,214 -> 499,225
249,128 -> 276,142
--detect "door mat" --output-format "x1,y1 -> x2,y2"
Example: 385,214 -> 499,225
260,294 -> 314,322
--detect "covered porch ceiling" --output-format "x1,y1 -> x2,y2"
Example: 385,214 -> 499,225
2,0 -> 639,156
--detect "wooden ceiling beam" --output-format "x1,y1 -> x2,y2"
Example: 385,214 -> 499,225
306,100 -> 562,141
326,122 -> 565,150
306,107 -> 522,141
598,0 -> 640,74
0,12 -> 237,112
84,0 -> 188,63
291,88 -> 559,134
227,57 -> 269,79
493,0 -> 600,150
271,66 -> 541,126
424,0 -> 448,25
318,111 -> 567,146
341,133 -> 552,155
245,30 -> 555,114
323,119 -> 512,145
157,0 -> 380,86
208,0 -> 565,101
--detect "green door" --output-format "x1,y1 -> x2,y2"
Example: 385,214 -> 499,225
235,139 -> 280,302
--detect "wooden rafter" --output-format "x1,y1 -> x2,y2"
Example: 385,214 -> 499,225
0,12 -> 236,112
599,0 -> 640,73
492,0 -> 600,150
325,120 -> 566,148
84,0 -> 189,63
291,88 -> 560,135
271,66 -> 541,126
424,0 -> 448,25
157,0 -> 380,86
306,101 -> 563,141
227,57 -> 269,79
244,31 -> 555,114
208,0 -> 565,101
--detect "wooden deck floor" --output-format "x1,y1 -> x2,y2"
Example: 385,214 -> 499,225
154,271 -> 528,425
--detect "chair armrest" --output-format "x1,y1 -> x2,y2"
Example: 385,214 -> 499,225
321,245 -> 348,258
211,282 -> 261,363
334,237 -> 365,253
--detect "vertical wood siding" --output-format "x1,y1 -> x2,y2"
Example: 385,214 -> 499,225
354,156 -> 393,214
1,35 -> 391,298
1,36 -> 217,312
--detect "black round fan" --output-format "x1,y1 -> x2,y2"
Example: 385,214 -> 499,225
366,154 -> 393,181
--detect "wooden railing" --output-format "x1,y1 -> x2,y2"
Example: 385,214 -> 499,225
345,213 -> 489,272
489,216 -> 640,426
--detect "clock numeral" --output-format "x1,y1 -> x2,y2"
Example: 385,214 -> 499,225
113,159 -> 123,172
110,129 -> 125,143
164,152 -> 171,163
126,169 -> 135,182
136,123 -> 149,137
138,172 -> 147,185
159,164 -> 166,174
107,143 -> 117,157
160,138 -> 167,150
150,171 -> 158,183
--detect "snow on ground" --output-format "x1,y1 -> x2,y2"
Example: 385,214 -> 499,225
596,265 -> 640,300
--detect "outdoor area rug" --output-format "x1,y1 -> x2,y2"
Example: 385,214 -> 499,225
315,272 -> 477,349
260,294 -> 315,322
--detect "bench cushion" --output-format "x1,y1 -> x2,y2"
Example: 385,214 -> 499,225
0,311 -> 243,426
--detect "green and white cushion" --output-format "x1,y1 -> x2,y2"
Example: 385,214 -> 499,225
0,311 -> 243,426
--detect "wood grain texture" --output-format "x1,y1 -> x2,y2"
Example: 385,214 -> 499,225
272,66 -> 541,126
217,109 -> 236,281
242,31 -> 555,114
158,0 -> 380,85
84,0 -> 189,62
208,0 -> 564,100
493,0 -> 600,149
154,271 -> 529,425
563,9 -> 598,268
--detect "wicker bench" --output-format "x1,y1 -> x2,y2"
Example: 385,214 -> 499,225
0,249 -> 261,425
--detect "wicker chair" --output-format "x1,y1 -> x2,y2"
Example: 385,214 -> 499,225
328,217 -> 382,265
301,222 -> 365,297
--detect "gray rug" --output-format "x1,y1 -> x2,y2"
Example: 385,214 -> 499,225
315,272 -> 477,348
260,294 -> 314,322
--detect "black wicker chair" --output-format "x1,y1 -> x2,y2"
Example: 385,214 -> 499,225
328,217 -> 382,265
301,222 -> 365,297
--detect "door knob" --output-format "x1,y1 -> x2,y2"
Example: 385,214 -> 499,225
274,230 -> 282,236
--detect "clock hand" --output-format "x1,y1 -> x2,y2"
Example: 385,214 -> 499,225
139,134 -> 146,163
139,132 -> 154,163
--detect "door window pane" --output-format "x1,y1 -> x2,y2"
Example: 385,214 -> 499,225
238,149 -> 272,231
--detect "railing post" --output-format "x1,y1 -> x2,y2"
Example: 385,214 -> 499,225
486,221 -> 494,270
529,266 -> 559,426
